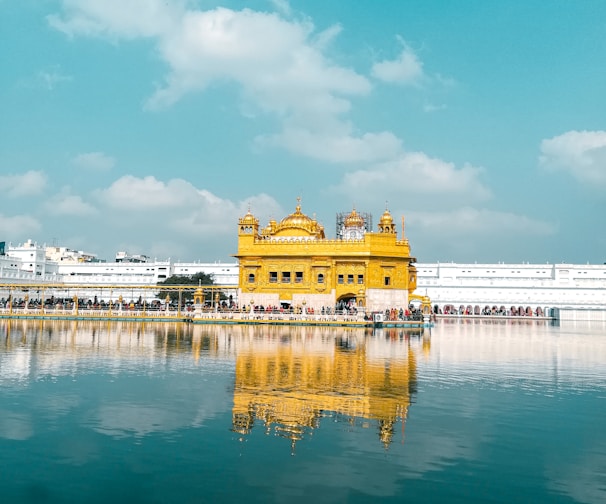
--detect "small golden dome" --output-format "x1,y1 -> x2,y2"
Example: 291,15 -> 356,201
379,209 -> 393,225
240,210 -> 257,225
261,218 -> 277,236
344,208 -> 365,228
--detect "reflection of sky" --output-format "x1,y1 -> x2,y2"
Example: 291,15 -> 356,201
0,348 -> 31,385
423,321 -> 606,390
85,371 -> 233,439
546,440 -> 606,504
0,410 -> 33,440
1,320 -> 605,503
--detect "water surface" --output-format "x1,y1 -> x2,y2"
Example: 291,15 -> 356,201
1,319 -> 605,503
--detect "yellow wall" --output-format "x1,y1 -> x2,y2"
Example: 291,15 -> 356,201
234,205 -> 418,312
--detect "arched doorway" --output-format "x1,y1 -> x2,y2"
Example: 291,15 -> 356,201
336,294 -> 357,313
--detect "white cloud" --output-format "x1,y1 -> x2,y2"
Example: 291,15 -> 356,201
149,8 -> 370,112
0,170 -> 47,197
371,38 -> 424,86
47,0 -> 184,40
423,103 -> 446,113
0,214 -> 41,236
407,207 -> 557,237
83,174 -> 284,260
256,126 -> 402,163
45,191 -> 98,216
72,152 -> 115,172
313,24 -> 343,51
173,192 -> 282,235
95,175 -> 196,210
38,67 -> 73,90
49,2 -> 384,163
270,0 -> 293,18
335,151 -> 492,204
94,174 -> 282,234
539,130 -> 606,185
401,207 -> 558,262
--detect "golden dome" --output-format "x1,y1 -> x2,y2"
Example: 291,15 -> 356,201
379,209 -> 393,225
272,200 -> 325,238
261,218 -> 277,236
279,204 -> 313,228
240,210 -> 257,225
344,208 -> 364,228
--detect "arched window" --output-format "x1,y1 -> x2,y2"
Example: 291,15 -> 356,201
248,273 -> 255,283
317,273 -> 324,284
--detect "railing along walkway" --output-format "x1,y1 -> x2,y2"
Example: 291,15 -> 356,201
0,307 -> 436,327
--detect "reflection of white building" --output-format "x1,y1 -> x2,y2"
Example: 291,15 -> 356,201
1,239 -> 605,310
426,320 -> 606,386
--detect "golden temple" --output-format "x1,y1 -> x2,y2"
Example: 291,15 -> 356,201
234,200 -> 419,314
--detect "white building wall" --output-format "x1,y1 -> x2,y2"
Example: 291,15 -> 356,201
57,261 -> 171,285
172,262 -> 239,285
6,239 -> 48,277
366,288 -> 409,311
415,262 -> 606,310
2,242 -> 605,311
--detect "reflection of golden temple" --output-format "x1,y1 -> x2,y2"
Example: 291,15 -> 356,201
1,320 -> 427,452
232,334 -> 417,450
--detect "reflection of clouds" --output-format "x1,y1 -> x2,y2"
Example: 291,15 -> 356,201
246,408 -> 485,502
0,348 -> 31,385
426,322 -> 606,390
89,373 -> 233,439
546,442 -> 606,504
342,413 -> 483,478
0,410 -> 33,440
250,428 -> 480,502
274,454 -> 400,500
397,429 -> 478,477
56,437 -> 100,466
2,319 -> 605,503
37,393 -> 81,419
92,403 -> 184,438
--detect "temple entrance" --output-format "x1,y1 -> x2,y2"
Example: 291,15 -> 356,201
336,294 -> 357,312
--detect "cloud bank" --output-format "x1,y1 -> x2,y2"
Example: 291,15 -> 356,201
540,130 -> 606,186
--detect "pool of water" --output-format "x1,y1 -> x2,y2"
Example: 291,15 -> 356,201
1,319 -> 605,503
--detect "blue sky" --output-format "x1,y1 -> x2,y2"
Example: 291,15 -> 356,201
1,0 -> 605,263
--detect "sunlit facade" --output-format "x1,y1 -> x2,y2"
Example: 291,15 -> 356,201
233,201 -> 418,312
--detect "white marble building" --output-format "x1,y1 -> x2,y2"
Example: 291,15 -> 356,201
1,240 -> 605,311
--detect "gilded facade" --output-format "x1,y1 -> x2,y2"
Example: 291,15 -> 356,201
234,200 -> 418,312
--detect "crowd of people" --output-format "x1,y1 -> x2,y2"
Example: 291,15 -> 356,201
2,296 -> 551,319
439,304 -> 548,317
